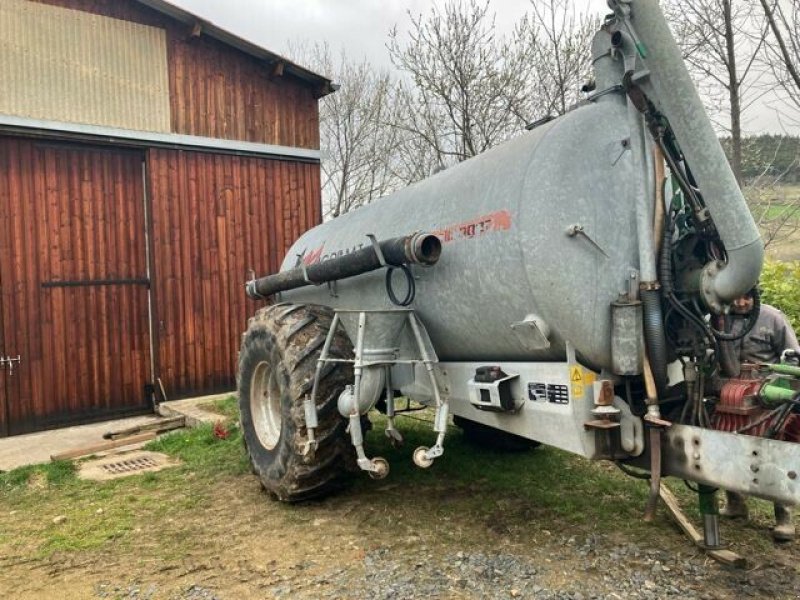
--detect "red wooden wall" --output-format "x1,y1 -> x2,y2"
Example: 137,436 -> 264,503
0,2 -> 326,432
0,138 -> 152,433
147,149 -> 321,398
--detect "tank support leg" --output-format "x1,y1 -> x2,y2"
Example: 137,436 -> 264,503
347,412 -> 389,479
383,366 -> 404,447
699,484 -> 723,549
346,312 -> 389,479
408,312 -> 449,468
302,313 -> 341,457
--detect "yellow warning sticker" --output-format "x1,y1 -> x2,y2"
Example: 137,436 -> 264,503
570,366 -> 585,398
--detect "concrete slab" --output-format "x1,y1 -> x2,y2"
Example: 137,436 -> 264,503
158,393 -> 234,426
0,393 -> 236,473
0,414 -> 162,472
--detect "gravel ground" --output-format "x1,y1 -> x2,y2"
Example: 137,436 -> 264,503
92,534 -> 800,599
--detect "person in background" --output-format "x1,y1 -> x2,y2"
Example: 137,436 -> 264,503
720,292 -> 800,542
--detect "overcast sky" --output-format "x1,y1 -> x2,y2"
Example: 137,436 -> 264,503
171,0 -> 791,134
172,0 -> 607,69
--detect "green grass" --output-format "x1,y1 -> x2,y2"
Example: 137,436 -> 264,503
0,459 -> 76,489
0,408 -> 785,562
756,203 -> 800,221
204,394 -> 239,420
0,421 -> 249,559
356,415 -> 654,527
351,413 -> 782,553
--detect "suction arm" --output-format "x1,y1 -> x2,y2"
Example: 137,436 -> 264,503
609,0 -> 763,312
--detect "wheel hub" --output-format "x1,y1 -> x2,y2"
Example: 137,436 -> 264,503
250,361 -> 282,450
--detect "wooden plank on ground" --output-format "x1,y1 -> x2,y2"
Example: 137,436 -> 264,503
659,485 -> 746,568
102,416 -> 185,440
50,431 -> 157,461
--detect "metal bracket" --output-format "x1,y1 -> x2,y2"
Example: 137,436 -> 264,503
245,270 -> 267,300
608,0 -> 648,61
565,224 -> 609,258
587,84 -> 625,103
366,234 -> 387,267
297,254 -> 317,285
327,279 -> 338,298
626,269 -> 640,301
0,355 -> 21,375
301,394 -> 319,457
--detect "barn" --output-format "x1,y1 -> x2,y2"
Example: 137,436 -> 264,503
0,0 -> 333,435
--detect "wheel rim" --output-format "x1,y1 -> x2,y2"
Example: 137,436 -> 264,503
250,361 -> 282,450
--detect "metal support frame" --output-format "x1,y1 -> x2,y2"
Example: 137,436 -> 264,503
304,309 -> 447,477
303,313 -> 342,457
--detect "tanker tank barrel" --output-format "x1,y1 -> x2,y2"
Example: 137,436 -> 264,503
246,232 -> 442,300
234,0 -> 800,556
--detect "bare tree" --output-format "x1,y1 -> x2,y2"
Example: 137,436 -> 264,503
758,0 -> 800,116
289,43 -> 402,218
387,0 -> 532,173
515,0 -> 597,120
665,0 -> 768,184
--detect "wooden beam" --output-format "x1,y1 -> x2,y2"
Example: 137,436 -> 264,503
190,21 -> 202,38
270,61 -> 285,78
659,485 -> 746,568
102,416 -> 185,440
50,432 -> 158,461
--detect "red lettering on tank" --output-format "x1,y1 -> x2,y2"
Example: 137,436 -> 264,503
302,245 -> 324,266
433,209 -> 512,243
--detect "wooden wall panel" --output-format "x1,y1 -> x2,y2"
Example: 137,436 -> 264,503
0,138 -> 152,434
148,149 -> 321,398
168,34 -> 320,149
30,0 -> 321,149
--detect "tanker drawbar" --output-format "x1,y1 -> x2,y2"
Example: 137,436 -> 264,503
237,0 -> 799,558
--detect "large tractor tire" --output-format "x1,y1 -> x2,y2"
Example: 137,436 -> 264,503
453,415 -> 541,452
238,303 -> 354,502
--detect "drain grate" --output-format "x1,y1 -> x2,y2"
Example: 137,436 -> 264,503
78,450 -> 179,481
101,456 -> 159,474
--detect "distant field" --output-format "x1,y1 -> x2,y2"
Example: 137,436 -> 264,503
745,184 -> 800,260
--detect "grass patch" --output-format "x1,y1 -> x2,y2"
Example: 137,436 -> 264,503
0,421 -> 249,560
203,394 -> 239,420
756,203 -> 800,221
356,414 -> 655,532
144,421 -> 249,478
0,408 -> 789,565
0,459 -> 77,490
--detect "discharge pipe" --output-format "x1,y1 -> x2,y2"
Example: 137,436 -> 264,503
611,0 -> 764,312
246,232 -> 442,299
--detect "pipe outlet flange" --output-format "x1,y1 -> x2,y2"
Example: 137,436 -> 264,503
700,260 -> 726,315
700,239 -> 763,315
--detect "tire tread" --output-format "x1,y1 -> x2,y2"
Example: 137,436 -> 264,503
238,303 -> 354,502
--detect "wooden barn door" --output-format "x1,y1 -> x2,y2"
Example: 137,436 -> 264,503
0,138 -> 153,435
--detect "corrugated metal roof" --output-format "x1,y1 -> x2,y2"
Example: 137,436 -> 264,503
134,0 -> 338,98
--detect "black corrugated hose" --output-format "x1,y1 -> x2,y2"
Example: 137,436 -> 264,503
641,288 -> 669,394
246,233 -> 441,299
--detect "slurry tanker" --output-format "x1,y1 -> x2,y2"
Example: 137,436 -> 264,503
238,0 -> 800,548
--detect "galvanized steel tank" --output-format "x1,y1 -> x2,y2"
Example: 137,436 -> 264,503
281,89 -> 644,372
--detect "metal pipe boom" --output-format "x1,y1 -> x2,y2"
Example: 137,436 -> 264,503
246,233 -> 442,299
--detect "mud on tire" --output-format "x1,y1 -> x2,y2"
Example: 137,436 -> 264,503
238,303 -> 354,502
